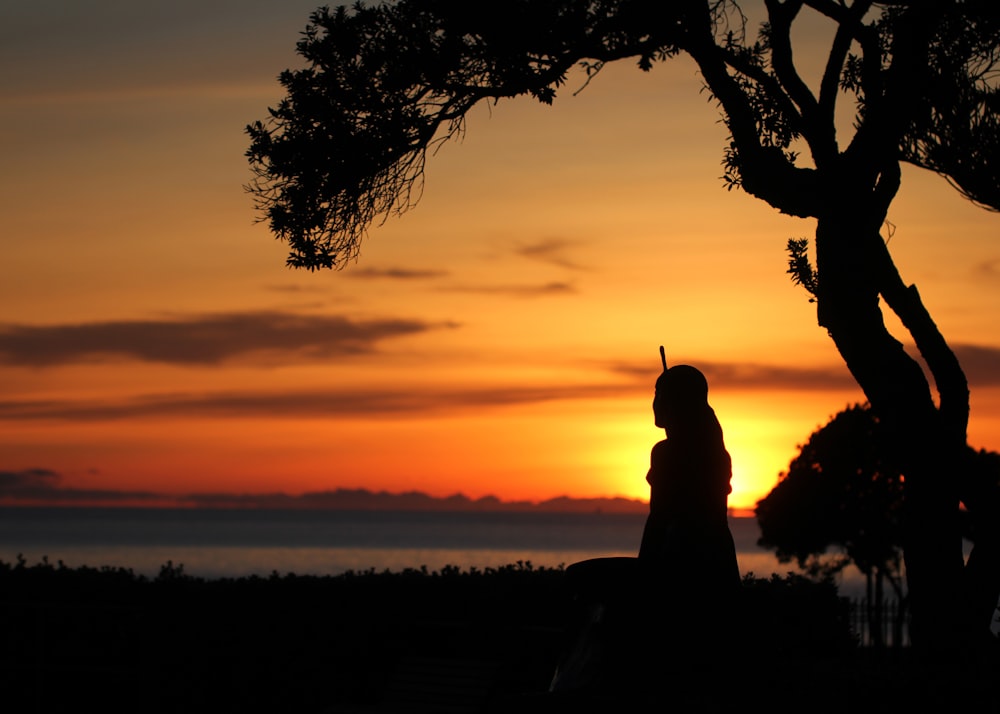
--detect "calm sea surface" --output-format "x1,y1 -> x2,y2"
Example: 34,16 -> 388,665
0,507 -> 867,597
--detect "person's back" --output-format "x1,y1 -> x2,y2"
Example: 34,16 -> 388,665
638,364 -> 739,593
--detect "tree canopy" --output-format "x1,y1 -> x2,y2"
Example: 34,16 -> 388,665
245,1 -> 693,268
246,0 -> 999,270
758,403 -> 1000,642
756,404 -> 905,589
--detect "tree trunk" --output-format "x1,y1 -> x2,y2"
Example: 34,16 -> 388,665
814,212 -> 967,651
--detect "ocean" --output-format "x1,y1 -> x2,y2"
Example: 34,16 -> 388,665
0,507 -> 867,597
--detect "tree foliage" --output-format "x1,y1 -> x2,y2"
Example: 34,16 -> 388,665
246,1 -> 999,269
758,403 -> 1000,618
890,2 -> 1000,211
245,1 -> 688,269
756,404 -> 905,593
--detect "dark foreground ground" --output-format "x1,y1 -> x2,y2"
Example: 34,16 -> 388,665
2,557 -> 997,713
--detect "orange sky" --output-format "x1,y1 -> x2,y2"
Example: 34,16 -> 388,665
2,2 -> 999,512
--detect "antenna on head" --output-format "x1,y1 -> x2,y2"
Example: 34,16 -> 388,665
659,345 -> 667,371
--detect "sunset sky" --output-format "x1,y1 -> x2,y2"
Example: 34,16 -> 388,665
2,1 -> 999,513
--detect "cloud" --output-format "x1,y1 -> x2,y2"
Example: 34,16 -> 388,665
438,281 -> 577,298
604,358 -> 858,392
345,266 -> 450,280
607,343 -> 1000,392
946,344 -> 1000,387
974,259 -> 1000,278
514,238 -> 588,270
0,311 -> 453,367
0,468 -> 160,502
0,468 -> 60,496
263,284 -> 329,294
699,361 -> 859,391
5,346 -> 996,424
0,475 -> 645,512
0,461 -> 640,510
891,343 -> 1000,389
0,383 -> 632,423
337,264 -> 575,298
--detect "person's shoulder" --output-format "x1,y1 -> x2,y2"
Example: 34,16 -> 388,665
650,439 -> 672,460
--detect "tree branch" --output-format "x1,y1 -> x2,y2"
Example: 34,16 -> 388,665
685,9 -> 820,217
816,0 -> 874,135
764,0 -> 819,119
873,235 -> 970,448
845,3 -> 933,175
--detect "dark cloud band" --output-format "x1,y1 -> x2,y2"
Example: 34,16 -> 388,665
0,468 -> 159,502
436,281 -> 576,297
0,383 -> 630,422
0,311 -> 449,366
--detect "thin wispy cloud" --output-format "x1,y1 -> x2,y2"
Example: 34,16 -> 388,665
974,258 -> 1000,279
605,343 -> 1000,392
0,354 -> 872,425
438,281 -> 577,298
514,238 -> 588,270
345,266 -> 450,280
0,383 -> 632,423
946,344 -> 1000,387
0,311 -> 454,367
699,361 -> 858,391
263,284 -> 329,294
606,358 -> 858,391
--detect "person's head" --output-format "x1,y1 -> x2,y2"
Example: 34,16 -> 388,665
653,364 -> 710,432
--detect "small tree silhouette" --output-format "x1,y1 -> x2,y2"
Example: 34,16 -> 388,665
756,404 -> 906,646
759,404 -> 1000,646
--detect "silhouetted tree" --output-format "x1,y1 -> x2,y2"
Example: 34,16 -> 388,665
756,404 -> 906,646
245,1 -> 1000,651
759,404 -> 1000,646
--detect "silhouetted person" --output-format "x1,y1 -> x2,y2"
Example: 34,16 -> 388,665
638,364 -> 740,595
551,359 -> 741,695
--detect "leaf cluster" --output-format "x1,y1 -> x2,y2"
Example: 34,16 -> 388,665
785,237 -> 818,299
717,23 -> 801,191
893,1 -> 1000,211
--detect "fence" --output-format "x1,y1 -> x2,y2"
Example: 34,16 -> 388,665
848,597 -> 910,648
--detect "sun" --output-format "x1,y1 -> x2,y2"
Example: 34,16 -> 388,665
582,393 -> 800,512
